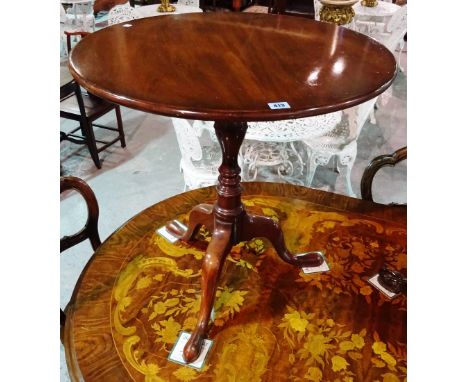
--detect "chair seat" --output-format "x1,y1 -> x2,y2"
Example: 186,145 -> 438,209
61,92 -> 115,119
242,5 -> 269,13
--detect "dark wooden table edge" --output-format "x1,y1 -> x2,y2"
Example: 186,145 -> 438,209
68,61 -> 396,122
68,12 -> 397,123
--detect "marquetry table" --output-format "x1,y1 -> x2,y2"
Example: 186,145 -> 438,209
64,183 -> 407,381
68,12 -> 397,363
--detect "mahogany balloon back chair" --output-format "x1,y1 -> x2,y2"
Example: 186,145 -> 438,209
60,176 -> 102,339
360,146 -> 407,203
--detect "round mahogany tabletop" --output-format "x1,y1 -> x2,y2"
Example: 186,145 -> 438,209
63,183 -> 406,381
69,13 -> 397,122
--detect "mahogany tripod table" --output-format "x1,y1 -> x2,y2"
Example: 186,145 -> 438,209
68,12 -> 397,364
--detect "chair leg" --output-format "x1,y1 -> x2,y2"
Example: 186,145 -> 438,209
338,142 -> 357,197
115,106 -> 126,148
305,147 -> 331,187
82,119 -> 102,169
369,108 -> 377,124
60,309 -> 66,344
397,46 -> 404,72
66,34 -> 72,54
342,163 -> 356,197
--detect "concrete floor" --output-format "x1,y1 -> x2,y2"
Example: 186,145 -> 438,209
60,48 -> 406,382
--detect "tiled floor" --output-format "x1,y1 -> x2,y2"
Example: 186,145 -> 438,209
60,44 -> 406,382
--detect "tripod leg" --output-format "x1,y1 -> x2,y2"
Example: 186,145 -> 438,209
239,214 -> 324,268
166,204 -> 214,241
183,221 -> 232,363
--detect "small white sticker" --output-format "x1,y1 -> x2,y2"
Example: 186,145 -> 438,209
268,102 -> 290,109
168,332 -> 214,370
157,222 -> 186,243
301,252 -> 330,274
368,274 -> 397,299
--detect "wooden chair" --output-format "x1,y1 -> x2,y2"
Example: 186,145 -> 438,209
64,31 -> 89,54
269,0 -> 316,18
60,176 -> 102,337
61,3 -> 92,56
60,75 -> 126,169
360,147 -> 407,202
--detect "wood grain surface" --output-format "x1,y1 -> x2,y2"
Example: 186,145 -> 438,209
64,183 -> 406,381
69,13 -> 397,122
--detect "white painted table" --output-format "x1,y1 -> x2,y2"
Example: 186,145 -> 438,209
196,113 -> 342,185
353,2 -> 400,37
353,1 -> 399,21
61,0 -> 95,31
135,4 -> 203,18
60,0 -> 93,4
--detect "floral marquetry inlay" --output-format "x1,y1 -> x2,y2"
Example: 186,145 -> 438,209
109,194 -> 406,382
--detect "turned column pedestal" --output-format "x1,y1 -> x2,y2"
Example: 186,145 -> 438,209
167,121 -> 325,362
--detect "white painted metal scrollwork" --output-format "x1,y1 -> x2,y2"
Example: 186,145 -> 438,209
72,2 -> 95,32
241,141 -> 299,183
246,112 -> 342,142
354,5 -> 407,67
200,112 -> 341,143
197,113 -> 341,185
303,98 -> 378,197
174,102 -> 377,193
108,3 -> 138,26
383,4 -> 407,60
172,118 -> 229,190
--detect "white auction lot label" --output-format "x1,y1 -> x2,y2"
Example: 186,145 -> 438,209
268,102 -> 291,109
168,332 -> 214,370
368,274 -> 397,299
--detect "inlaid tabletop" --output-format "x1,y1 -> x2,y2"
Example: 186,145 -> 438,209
64,183 -> 406,381
69,13 -> 397,122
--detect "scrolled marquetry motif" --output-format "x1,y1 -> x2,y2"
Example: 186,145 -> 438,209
112,191 -> 407,381
64,183 -> 406,382
320,5 -> 356,25
361,0 -> 378,7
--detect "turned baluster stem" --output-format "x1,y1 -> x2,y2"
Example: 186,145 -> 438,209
213,121 -> 248,239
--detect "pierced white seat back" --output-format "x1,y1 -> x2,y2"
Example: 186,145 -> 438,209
383,4 -> 407,52
171,118 -> 221,190
108,3 -> 138,26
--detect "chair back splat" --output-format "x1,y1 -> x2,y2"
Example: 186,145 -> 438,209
60,176 -> 102,338
360,147 -> 407,203
108,2 -> 138,25
60,176 -> 101,253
